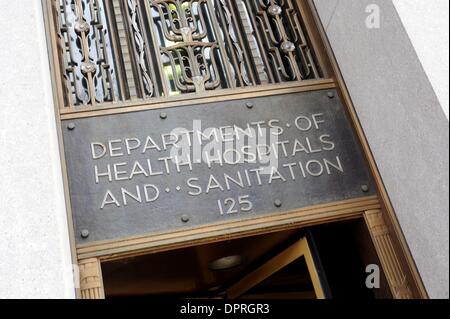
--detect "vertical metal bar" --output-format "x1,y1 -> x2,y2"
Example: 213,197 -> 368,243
215,0 -> 242,87
242,0 -> 276,83
142,0 -> 170,97
205,0 -> 236,89
271,1 -> 303,81
91,0 -> 110,103
104,0 -> 128,102
235,0 -> 269,84
226,0 -> 257,86
291,0 -> 320,79
135,0 -> 161,97
112,0 -> 139,100
54,0 -> 74,107
122,0 -> 149,99
75,0 -> 97,106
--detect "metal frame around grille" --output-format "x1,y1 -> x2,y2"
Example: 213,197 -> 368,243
49,0 -> 324,108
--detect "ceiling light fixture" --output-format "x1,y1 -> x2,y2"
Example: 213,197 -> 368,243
208,255 -> 246,271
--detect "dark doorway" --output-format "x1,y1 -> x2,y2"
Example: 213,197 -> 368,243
102,219 -> 391,299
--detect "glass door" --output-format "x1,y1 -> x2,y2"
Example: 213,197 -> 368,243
225,232 -> 331,299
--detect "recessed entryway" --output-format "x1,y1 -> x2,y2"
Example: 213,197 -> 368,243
101,219 -> 391,299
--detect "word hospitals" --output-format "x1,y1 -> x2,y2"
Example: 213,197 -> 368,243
89,114 -> 346,209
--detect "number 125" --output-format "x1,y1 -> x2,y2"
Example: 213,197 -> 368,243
217,195 -> 253,216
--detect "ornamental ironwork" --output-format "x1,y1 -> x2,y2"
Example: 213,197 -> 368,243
52,0 -> 323,107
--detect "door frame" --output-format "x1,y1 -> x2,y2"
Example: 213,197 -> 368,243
225,236 -> 327,299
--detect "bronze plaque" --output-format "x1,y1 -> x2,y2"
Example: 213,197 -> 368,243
62,90 -> 374,244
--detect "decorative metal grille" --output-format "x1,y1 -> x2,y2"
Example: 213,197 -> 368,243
52,0 -> 323,107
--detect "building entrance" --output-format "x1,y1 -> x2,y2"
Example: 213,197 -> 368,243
101,219 -> 390,299
42,0 -> 424,299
